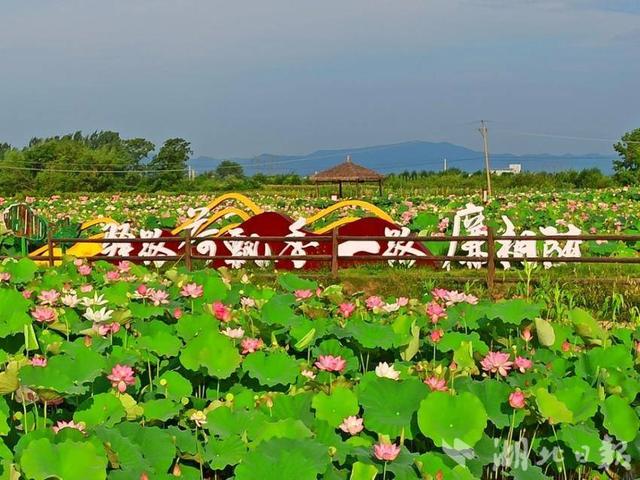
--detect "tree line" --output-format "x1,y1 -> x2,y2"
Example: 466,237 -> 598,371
0,128 -> 639,194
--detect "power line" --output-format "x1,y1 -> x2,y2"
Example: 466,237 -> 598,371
492,128 -> 640,144
0,165 -> 186,174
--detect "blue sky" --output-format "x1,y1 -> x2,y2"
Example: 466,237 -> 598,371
0,0 -> 638,157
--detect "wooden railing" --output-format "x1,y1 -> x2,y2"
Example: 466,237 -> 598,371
12,228 -> 640,290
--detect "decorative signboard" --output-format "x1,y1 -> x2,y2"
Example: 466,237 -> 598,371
27,196 -> 583,270
444,203 -> 582,270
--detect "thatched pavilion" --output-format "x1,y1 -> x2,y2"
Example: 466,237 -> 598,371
310,155 -> 385,197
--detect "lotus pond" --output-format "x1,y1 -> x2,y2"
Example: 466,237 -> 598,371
0,258 -> 638,479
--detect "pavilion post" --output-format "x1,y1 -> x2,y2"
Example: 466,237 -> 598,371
338,181 -> 343,198
378,180 -> 383,196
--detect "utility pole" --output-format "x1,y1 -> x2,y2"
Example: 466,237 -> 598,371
478,120 -> 492,198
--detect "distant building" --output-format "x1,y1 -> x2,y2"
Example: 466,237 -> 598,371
491,164 -> 522,176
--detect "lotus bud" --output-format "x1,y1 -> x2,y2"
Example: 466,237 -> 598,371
159,378 -> 168,387
328,446 -> 337,457
172,463 -> 182,476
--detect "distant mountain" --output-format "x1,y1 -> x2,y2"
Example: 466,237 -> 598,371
190,141 -> 615,176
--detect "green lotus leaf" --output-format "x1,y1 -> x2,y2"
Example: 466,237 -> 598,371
466,379 -> 512,428
534,388 -> 573,425
553,377 -> 598,423
534,318 -> 555,347
359,375 -> 428,439
204,436 -> 247,470
5,258 -> 38,284
253,418 -> 313,443
0,289 -> 31,338
418,391 -> 488,448
234,438 -> 329,480
155,370 -> 192,400
136,320 -> 182,357
175,314 -> 217,341
242,351 -> 299,387
344,320 -> 400,349
350,462 -> 379,480
142,398 -> 181,422
180,329 -> 241,379
575,345 -> 633,380
19,343 -> 106,395
74,392 -> 126,427
437,331 -> 489,355
128,302 -> 165,320
20,438 -> 107,480
601,395 -> 639,442
558,424 -> 604,465
312,387 -> 359,427
569,308 -> 608,342
484,300 -> 544,325
100,282 -> 131,307
278,273 -> 317,292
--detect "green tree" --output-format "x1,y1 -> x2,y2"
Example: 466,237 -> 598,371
215,160 -> 244,179
147,138 -> 192,189
0,150 -> 35,194
613,128 -> 640,184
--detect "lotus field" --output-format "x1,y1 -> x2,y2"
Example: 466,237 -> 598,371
0,256 -> 636,479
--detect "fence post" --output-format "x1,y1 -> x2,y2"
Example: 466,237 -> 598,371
184,230 -> 192,272
486,226 -> 496,294
330,228 -> 338,278
47,230 -> 55,267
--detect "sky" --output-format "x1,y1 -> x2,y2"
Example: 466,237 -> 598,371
1,0 -> 639,158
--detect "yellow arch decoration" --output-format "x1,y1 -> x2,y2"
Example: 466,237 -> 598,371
172,207 -> 251,235
173,193 -> 263,234
305,200 -> 394,226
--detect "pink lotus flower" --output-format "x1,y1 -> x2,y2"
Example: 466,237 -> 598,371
136,284 -> 149,297
241,337 -> 264,354
509,391 -> 526,409
562,341 -> 572,352
426,301 -> 446,323
339,303 -> 355,318
0,272 -> 10,282
181,283 -> 203,298
117,261 -> 131,273
78,264 -> 92,276
396,297 -> 409,307
149,289 -> 169,306
22,289 -> 33,299
221,327 -> 244,339
294,289 -> 313,300
105,271 -> 120,282
514,356 -> 532,373
430,329 -> 444,343
432,288 -> 449,301
94,322 -> 121,337
30,355 -> 47,367
315,355 -> 346,373
480,351 -> 513,377
31,306 -> 57,323
301,369 -> 316,380
373,442 -> 401,462
107,364 -> 136,393
424,376 -> 448,392
212,302 -> 231,322
173,308 -> 183,319
521,327 -> 533,343
52,420 -> 86,434
365,296 -> 384,310
240,297 -> 256,309
339,416 -> 364,435
38,289 -> 60,306
80,284 -> 93,293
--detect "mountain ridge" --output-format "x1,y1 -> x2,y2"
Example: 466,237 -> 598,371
190,140 -> 615,175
